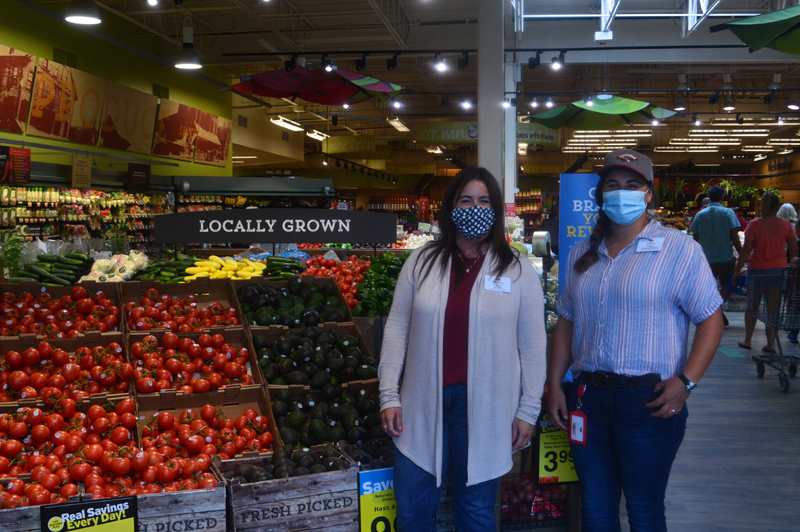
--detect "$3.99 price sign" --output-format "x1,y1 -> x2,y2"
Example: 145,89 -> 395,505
40,496 -> 137,532
538,415 -> 578,484
359,468 -> 398,532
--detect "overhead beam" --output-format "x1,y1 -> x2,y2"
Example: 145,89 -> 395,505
682,0 -> 724,39
365,0 -> 409,49
599,0 -> 622,32
228,0 -> 302,51
96,1 -> 181,48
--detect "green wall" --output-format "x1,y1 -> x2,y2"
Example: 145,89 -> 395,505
0,1 -> 232,177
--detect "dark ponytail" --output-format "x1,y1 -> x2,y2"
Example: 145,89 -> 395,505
574,211 -> 612,273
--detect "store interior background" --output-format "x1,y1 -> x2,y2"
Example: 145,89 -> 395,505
5,0 -> 800,230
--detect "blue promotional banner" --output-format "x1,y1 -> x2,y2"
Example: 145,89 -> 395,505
559,173 -> 601,293
359,468 -> 397,532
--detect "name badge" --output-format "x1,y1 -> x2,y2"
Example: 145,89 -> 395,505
484,275 -> 511,293
636,237 -> 665,253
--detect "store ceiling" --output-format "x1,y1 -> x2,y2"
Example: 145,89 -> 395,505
29,0 -> 800,169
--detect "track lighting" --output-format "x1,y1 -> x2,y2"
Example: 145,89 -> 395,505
461,99 -> 472,110
387,54 -> 398,70
709,92 -> 719,105
765,91 -> 776,104
652,119 -> 659,126
360,167 -> 365,174
342,104 -> 349,109
323,157 -> 328,166
392,99 -> 401,109
355,53 -> 368,71
551,52 -> 565,71
284,55 -> 296,72
321,54 -> 333,72
65,0 -> 102,25
434,54 -> 446,72
736,114 -> 744,125
778,116 -> 785,125
584,93 -> 593,107
147,0 -> 157,5
335,160 -> 341,168
458,52 -> 469,70
693,114 -> 701,126
788,93 -> 799,110
530,97 -> 538,108
528,52 -> 541,70
332,116 -> 338,126
545,97 -> 554,108
503,99 -> 510,108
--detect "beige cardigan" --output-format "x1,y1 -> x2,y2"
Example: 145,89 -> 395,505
378,246 -> 547,487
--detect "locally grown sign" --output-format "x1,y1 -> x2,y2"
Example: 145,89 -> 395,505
155,208 -> 397,244
414,122 -> 560,147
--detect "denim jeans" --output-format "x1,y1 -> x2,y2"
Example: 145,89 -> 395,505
566,380 -> 687,532
394,383 -> 499,532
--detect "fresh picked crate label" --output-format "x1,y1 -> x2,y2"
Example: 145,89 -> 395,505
237,493 -> 355,524
41,497 -> 137,532
136,517 -> 220,532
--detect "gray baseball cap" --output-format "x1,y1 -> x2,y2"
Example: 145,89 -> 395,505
597,149 -> 654,183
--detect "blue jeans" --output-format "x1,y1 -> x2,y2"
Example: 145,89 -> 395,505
394,384 -> 499,532
567,380 -> 687,532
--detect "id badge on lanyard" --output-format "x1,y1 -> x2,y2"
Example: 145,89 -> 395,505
568,385 -> 587,445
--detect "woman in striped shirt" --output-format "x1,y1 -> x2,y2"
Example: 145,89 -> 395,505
547,150 -> 724,532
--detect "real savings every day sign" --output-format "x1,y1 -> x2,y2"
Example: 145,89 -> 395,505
40,496 -> 137,532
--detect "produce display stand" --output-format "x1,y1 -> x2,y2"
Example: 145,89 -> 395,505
214,447 -> 359,532
236,275 -> 354,324
0,477 -> 84,532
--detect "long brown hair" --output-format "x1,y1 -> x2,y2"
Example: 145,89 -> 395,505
416,166 -> 517,284
573,174 -> 658,273
760,192 -> 780,218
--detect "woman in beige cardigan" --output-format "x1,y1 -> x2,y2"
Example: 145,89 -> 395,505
378,166 -> 547,532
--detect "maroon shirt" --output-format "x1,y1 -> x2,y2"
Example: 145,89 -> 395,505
443,255 -> 485,388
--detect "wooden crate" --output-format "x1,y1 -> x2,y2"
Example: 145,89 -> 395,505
250,323 -> 375,392
128,327 -> 265,398
133,481 -> 228,532
0,331 -> 131,406
135,385 -> 278,459
216,451 -> 359,532
0,477 -> 83,532
120,277 -> 245,335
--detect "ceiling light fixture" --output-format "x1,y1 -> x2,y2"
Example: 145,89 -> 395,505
676,74 -> 688,92
147,0 -> 157,5
321,54 -> 333,72
323,157 -> 328,166
342,103 -> 349,109
546,97 -> 554,108
306,129 -> 329,141
723,94 -> 736,111
551,52 -> 564,70
652,119 -> 659,126
458,52 -> 470,70
231,156 -> 258,159
709,92 -> 720,105
335,160 -> 341,168
778,116 -> 785,125
386,53 -> 398,70
65,0 -> 102,24
392,99 -> 401,109
530,97 -> 538,108
434,53 -> 447,72
693,114 -> 701,126
597,93 -> 613,100
584,93 -> 593,107
387,116 -> 409,132
175,23 -> 202,70
461,99 -> 472,110
674,94 -> 686,112
284,55 -> 297,72
789,93 -> 800,110
270,116 -> 303,132
721,73 -> 733,91
503,99 -> 511,108
355,53 -> 368,71
528,52 -> 541,69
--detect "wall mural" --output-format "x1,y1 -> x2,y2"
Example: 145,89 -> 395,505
27,58 -> 107,146
151,98 -> 200,161
0,45 -> 36,135
194,111 -> 231,166
99,82 -> 158,155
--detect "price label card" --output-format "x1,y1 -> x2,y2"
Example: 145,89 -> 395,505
359,468 -> 397,532
418,223 -> 431,232
538,416 -> 578,484
41,496 -> 137,532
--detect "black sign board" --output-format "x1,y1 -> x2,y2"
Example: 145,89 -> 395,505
0,146 -> 31,184
127,163 -> 151,191
40,496 -> 137,532
155,208 -> 397,244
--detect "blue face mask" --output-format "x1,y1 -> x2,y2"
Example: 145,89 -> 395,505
602,190 -> 647,226
451,205 -> 495,240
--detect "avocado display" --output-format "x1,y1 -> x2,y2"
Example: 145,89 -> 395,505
343,441 -> 396,469
223,444 -> 350,484
240,277 -> 350,330
255,327 -> 376,387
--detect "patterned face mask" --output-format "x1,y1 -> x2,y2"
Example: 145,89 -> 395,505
451,205 -> 496,240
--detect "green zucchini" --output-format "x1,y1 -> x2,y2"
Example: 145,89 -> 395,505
56,256 -> 84,266
37,254 -> 58,263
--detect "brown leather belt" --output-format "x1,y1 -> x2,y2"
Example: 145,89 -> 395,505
582,372 -> 662,389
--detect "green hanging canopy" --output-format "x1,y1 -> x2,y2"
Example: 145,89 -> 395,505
526,96 -> 677,130
710,6 -> 800,55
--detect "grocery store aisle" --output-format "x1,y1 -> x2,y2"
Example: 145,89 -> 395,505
619,312 -> 800,532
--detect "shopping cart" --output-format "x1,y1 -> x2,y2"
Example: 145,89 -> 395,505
747,268 -> 800,392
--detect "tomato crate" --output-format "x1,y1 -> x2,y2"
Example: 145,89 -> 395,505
0,330 -> 132,406
136,384 -> 278,460
120,277 -> 245,334
500,474 -> 569,530
213,447 -> 359,532
0,281 -> 123,337
235,275 -> 354,327
250,322 -> 376,392
0,477 -> 84,532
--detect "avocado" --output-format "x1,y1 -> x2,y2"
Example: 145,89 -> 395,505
274,466 -> 292,479
321,383 -> 342,402
324,358 -> 345,375
324,457 -> 349,471
279,427 -> 300,446
292,466 -> 311,477
302,326 -> 323,339
273,457 -> 295,471
257,346 -> 277,360
372,447 -> 393,462
308,404 -> 327,420
316,332 -> 335,345
343,409 -> 362,431
327,426 -> 347,443
274,336 -> 294,356
297,454 -> 317,469
299,431 -> 315,447
328,403 -> 353,421
369,425 -> 387,440
285,371 -> 309,385
364,413 -> 381,427
253,335 -> 270,350
243,466 -> 266,483
278,358 -> 298,375
348,426 -> 369,444
309,419 -> 328,443
357,365 -> 378,381
321,283 -> 336,298
232,475 -> 247,484
310,464 -> 328,474
275,416 -> 289,429
309,370 -> 331,389
288,275 -> 303,295
291,346 -> 314,365
360,356 -> 376,367
271,401 -> 289,418
275,389 -> 292,403
348,449 -> 371,463
288,401 -> 304,413
324,309 -> 345,323
342,356 -> 360,370
343,347 -> 362,359
338,336 -> 358,350
337,367 -> 355,383
223,470 -> 237,480
310,353 -> 326,368
273,445 -> 293,459
322,445 -> 339,459
252,471 -> 272,482
263,364 -> 282,382
302,309 -> 320,327
357,397 -> 378,416
299,362 -> 321,379
324,348 -> 344,360
271,377 -> 287,386
286,411 -> 306,430
315,343 -> 332,357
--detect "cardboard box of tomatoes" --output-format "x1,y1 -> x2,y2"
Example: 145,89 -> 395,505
127,328 -> 264,398
0,331 -> 132,405
121,278 -> 245,335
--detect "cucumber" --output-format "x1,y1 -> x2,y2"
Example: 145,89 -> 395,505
14,271 -> 39,280
42,282 -> 60,287
45,274 -> 71,286
51,269 -> 77,280
37,254 -> 58,263
56,256 -> 84,266
159,271 -> 177,278
32,262 -> 53,270
29,265 -> 52,279
66,253 -> 90,262
52,263 -> 82,272
7,277 -> 31,283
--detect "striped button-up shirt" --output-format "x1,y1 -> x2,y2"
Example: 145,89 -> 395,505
689,203 -> 741,264
557,220 -> 722,380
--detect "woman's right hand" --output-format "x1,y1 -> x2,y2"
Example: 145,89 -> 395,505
380,408 -> 404,438
546,385 -> 569,432
732,269 -> 742,282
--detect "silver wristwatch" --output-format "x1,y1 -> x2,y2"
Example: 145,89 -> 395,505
678,373 -> 697,392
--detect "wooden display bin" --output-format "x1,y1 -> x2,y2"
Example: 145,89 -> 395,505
234,276 -> 353,324
214,449 -> 359,532
0,477 -> 83,532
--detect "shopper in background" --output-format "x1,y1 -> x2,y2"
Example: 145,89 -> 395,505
689,185 -> 742,327
378,166 -> 547,532
701,197 -> 711,209
788,218 -> 800,344
777,203 -> 798,225
547,150 -> 724,532
735,207 -> 749,232
733,192 -> 798,353
539,203 -> 560,257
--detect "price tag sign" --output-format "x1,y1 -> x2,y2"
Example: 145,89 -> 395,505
41,496 -> 137,532
538,415 -> 578,484
418,223 -> 431,232
359,468 -> 397,532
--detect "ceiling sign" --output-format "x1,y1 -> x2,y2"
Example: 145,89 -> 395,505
386,163 -> 437,174
415,122 -> 559,147
322,135 -> 375,154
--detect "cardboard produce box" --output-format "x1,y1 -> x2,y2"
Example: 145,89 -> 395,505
127,327 -> 265,398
